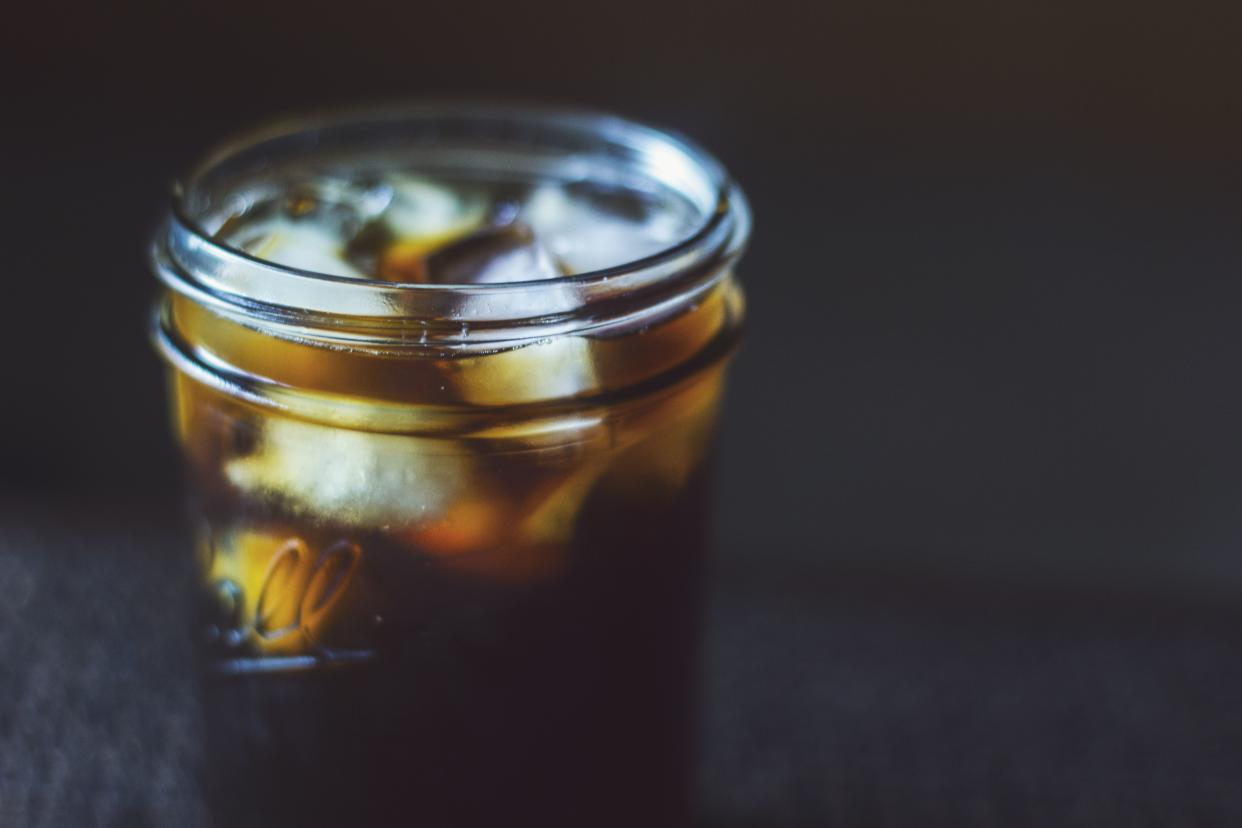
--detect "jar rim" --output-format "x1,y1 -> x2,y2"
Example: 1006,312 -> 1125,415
154,102 -> 750,329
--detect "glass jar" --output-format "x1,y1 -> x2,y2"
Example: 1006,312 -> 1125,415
150,103 -> 749,826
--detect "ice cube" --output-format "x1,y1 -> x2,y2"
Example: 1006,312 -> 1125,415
240,219 -> 364,278
382,173 -> 487,240
361,174 -> 492,281
515,456 -> 607,547
342,218 -> 394,277
423,221 -> 564,284
216,178 -> 392,278
409,498 -> 508,558
600,372 -> 723,501
522,180 -> 692,273
406,454 -> 608,583
411,218 -> 596,405
446,336 -> 597,405
225,417 -> 469,528
436,221 -> 595,403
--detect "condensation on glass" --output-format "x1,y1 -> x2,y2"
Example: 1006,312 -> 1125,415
150,104 -> 749,826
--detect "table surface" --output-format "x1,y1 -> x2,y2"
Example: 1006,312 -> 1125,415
4,500 -> 1241,828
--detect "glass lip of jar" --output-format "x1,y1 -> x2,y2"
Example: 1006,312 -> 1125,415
152,101 -> 750,341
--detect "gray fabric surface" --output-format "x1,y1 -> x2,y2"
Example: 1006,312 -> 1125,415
2,501 -> 1242,826
0,506 -> 202,828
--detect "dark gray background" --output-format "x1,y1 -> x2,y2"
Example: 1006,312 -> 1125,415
5,0 -> 1242,824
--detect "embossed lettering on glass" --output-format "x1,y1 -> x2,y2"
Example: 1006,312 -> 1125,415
151,104 -> 749,826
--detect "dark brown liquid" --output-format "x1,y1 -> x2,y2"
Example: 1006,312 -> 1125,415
196,466 -> 710,827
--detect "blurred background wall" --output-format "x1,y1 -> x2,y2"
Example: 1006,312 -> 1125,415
5,0 -> 1242,590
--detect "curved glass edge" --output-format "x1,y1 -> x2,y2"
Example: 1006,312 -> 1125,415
173,101 -> 727,272
154,104 -> 751,339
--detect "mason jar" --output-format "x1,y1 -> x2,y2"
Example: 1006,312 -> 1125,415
150,104 -> 749,827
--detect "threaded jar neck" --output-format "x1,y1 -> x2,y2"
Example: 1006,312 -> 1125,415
153,103 -> 750,351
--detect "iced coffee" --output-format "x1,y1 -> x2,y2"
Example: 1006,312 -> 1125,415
151,105 -> 749,826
